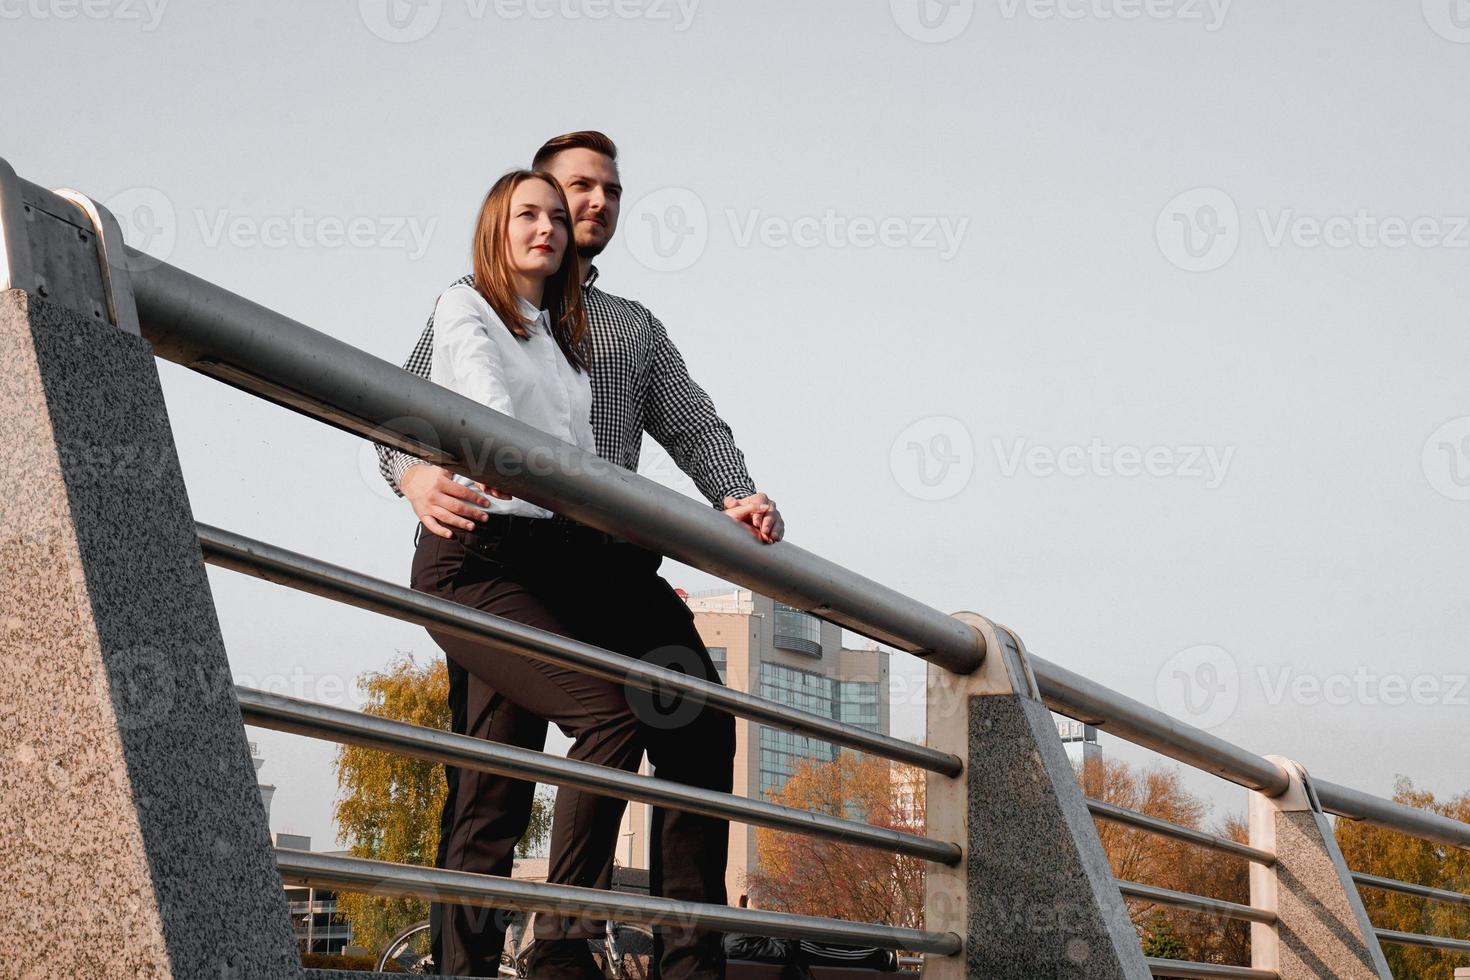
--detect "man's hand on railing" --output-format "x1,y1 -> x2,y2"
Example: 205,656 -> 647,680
400,462 -> 507,538
723,493 -> 784,545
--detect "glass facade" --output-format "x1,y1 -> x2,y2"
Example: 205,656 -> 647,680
756,663 -> 884,796
707,645 -> 727,683
772,601 -> 822,656
283,886 -> 353,955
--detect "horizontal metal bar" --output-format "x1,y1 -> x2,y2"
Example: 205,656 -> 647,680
1086,798 -> 1275,865
239,686 -> 960,865
13,173 -> 1458,869
1318,778 -> 1470,852
1117,880 -> 1276,925
1353,872 -> 1470,908
1145,959 -> 1278,979
272,849 -> 962,955
201,523 -> 962,777
1375,928 -> 1470,953
127,248 -> 984,676
1037,660 -> 1291,795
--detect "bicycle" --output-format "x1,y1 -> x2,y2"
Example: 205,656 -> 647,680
375,914 -> 654,978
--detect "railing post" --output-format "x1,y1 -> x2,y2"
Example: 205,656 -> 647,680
925,613 -> 1149,979
1248,755 -> 1392,979
0,162 -> 301,978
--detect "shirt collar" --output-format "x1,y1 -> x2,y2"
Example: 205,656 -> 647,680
582,264 -> 600,288
516,295 -> 548,325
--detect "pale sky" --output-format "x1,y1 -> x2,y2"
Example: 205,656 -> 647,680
4,0 -> 1468,849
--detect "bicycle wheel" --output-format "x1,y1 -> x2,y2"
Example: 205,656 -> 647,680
602,924 -> 654,979
375,920 -> 432,974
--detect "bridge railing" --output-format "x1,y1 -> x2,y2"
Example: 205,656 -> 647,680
1,157 -> 1465,979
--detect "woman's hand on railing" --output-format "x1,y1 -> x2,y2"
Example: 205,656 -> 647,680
400,462 -> 506,537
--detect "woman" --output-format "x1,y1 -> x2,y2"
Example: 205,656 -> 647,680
409,170 -> 731,980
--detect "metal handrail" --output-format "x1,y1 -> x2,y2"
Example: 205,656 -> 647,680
84,184 -> 1465,858
1039,663 -> 1290,795
1144,960 -> 1277,980
126,248 -> 984,676
240,686 -> 961,865
202,523 -> 961,777
1085,798 -> 1275,865
1374,928 -> 1470,953
1116,880 -> 1276,925
1352,871 -> 1470,908
1314,778 -> 1470,852
272,848 -> 962,955
1044,663 -> 1470,852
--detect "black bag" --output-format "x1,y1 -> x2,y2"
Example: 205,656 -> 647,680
724,933 -> 898,978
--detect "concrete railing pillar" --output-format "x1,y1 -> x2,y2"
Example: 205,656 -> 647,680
0,160 -> 302,978
925,612 -> 1149,979
1248,755 -> 1391,979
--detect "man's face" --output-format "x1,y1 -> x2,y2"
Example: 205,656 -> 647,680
542,147 -> 622,259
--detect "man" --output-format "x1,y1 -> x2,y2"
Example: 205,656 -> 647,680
376,131 -> 783,979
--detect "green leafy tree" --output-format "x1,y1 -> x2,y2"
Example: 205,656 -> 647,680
1142,909 -> 1190,964
1335,777 -> 1470,979
332,655 -> 553,955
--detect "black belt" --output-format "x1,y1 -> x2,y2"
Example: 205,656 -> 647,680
468,513 -> 623,548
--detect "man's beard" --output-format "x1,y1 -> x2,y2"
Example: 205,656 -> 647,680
576,239 -> 607,259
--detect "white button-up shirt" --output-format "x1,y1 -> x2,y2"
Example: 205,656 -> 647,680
429,282 -> 595,519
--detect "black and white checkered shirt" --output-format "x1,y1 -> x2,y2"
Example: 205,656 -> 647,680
375,268 -> 756,506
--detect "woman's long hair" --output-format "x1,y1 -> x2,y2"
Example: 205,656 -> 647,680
470,169 -> 591,373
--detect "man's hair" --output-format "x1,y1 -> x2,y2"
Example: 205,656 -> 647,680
532,130 -> 618,170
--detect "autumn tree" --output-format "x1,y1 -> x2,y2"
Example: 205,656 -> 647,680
332,654 -> 553,955
1335,777 -> 1470,978
745,752 -> 926,931
1078,757 -> 1250,967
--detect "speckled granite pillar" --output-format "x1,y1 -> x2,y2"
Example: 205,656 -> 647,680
0,289 -> 301,978
927,615 -> 1149,979
1249,758 -> 1391,979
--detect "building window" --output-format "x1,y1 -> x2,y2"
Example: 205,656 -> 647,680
757,663 -> 838,795
836,680 -> 880,730
772,602 -> 822,657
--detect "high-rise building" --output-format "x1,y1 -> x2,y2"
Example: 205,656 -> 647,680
616,587 -> 891,902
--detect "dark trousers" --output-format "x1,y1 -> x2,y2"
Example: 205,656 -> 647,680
410,523 -> 736,979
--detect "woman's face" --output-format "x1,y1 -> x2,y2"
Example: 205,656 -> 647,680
505,177 -> 569,282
